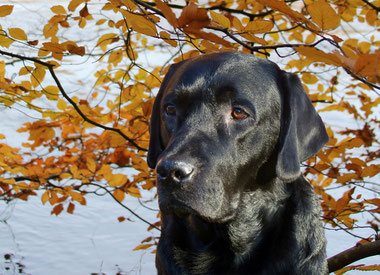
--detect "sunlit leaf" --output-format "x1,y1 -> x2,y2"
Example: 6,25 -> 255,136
210,11 -> 230,29
51,5 -> 66,14
8,28 -> 28,41
307,0 -> 340,30
0,5 -> 13,17
108,174 -> 127,187
245,20 -> 273,34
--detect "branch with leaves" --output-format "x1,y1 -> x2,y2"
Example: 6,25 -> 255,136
0,0 -> 379,271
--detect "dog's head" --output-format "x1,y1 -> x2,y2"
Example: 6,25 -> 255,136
148,52 -> 328,222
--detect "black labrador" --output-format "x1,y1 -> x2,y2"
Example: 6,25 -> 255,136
148,52 -> 328,274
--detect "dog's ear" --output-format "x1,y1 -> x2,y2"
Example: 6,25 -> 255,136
276,72 -> 329,182
147,64 -> 179,169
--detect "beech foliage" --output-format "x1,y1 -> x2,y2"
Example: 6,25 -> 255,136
0,0 -> 379,273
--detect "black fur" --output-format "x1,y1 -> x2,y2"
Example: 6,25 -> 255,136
148,52 -> 329,274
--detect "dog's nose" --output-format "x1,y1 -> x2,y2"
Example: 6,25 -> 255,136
156,159 -> 194,183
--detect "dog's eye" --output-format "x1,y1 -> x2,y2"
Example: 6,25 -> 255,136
231,107 -> 248,120
165,104 -> 176,116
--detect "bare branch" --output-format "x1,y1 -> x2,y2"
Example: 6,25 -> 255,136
328,239 -> 380,272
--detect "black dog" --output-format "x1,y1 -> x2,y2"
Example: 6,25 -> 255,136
148,52 -> 328,274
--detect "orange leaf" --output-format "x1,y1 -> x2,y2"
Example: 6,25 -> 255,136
8,28 -> 28,41
178,2 -> 210,30
307,0 -> 340,30
51,5 -> 66,14
0,5 -> 13,17
155,0 -> 178,27
245,20 -> 273,34
295,46 -> 343,67
210,11 -> 230,29
121,11 -> 157,36
159,31 -> 178,47
41,190 -> 50,205
108,174 -> 127,187
113,189 -> 125,202
256,0 -> 309,24
51,204 -> 64,215
133,244 -> 153,251
68,0 -> 86,12
66,44 -> 85,56
335,188 -> 355,213
67,202 -> 75,214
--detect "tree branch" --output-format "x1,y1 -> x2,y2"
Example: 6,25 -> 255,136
0,49 -> 147,152
361,0 -> 380,12
328,239 -> 380,272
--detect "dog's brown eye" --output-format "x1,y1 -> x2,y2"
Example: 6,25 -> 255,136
165,104 -> 176,116
232,107 -> 248,120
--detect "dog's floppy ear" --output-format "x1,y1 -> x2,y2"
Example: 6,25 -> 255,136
276,72 -> 329,182
147,63 -> 179,169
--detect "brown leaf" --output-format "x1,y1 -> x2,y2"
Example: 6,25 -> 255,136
155,0 -> 178,27
178,2 -> 210,30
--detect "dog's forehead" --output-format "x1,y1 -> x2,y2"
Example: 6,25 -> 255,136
164,52 -> 281,103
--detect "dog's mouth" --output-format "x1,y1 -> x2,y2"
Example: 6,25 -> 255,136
170,200 -> 195,218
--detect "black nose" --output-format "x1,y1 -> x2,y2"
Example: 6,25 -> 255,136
156,159 -> 194,183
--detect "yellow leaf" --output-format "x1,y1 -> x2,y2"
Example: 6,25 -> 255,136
210,10 -> 230,29
0,35 -> 14,48
0,5 -> 13,17
108,174 -> 127,187
69,190 -> 84,203
31,67 -> 46,88
108,131 -> 127,147
57,99 -> 67,110
68,0 -> 86,12
113,189 -> 125,202
159,31 -> 178,47
19,66 -> 33,76
70,165 -> 80,178
41,191 -> 49,205
123,11 -> 157,36
295,46 -> 343,67
97,33 -> 118,52
257,0 -> 309,24
301,72 -> 318,84
8,27 -> 28,41
51,5 -> 66,14
86,157 -> 96,173
307,0 -> 340,30
232,17 -> 244,32
133,243 -> 153,251
0,134 -> 5,139
245,20 -> 273,34
43,85 -> 60,100
127,186 -> 141,198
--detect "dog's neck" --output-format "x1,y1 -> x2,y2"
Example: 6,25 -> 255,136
162,177 -> 295,260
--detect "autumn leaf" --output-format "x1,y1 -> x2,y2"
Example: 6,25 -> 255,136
155,0 -> 178,27
245,20 -> 273,34
68,0 -> 86,12
51,5 -> 66,14
295,46 -> 343,67
210,11 -> 230,29
113,188 -> 125,202
178,2 -> 210,30
108,174 -> 127,187
0,5 -> 13,17
8,28 -> 28,41
307,0 -> 340,30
